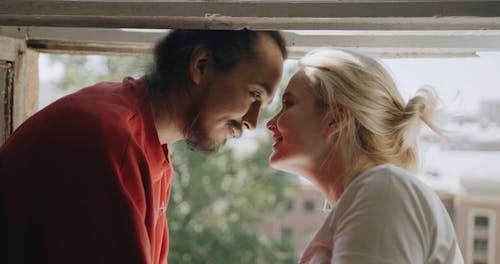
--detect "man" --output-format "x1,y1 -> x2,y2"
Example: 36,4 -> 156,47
0,30 -> 286,263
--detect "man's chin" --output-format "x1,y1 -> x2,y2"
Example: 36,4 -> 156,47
185,138 -> 226,155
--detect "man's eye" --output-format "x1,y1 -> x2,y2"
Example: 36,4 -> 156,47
250,91 -> 262,100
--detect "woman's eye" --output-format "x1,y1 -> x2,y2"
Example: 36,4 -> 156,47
282,100 -> 292,109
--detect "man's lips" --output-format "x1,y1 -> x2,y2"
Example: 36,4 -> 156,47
228,124 -> 242,138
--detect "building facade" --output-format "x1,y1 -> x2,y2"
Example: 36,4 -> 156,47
261,184 -> 327,258
452,180 -> 500,264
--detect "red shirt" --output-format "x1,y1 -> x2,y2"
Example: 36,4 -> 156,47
0,76 -> 171,263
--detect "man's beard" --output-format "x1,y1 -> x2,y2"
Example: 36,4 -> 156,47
181,79 -> 221,154
184,113 -> 226,154
183,106 -> 243,155
182,80 -> 243,154
183,102 -> 225,155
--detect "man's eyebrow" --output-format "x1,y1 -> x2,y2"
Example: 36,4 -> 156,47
255,82 -> 272,97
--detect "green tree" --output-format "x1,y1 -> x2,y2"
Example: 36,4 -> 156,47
168,140 -> 296,263
44,54 -> 299,263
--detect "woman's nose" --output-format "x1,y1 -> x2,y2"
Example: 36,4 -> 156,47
266,117 -> 277,131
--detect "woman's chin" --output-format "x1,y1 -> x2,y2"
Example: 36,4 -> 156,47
268,151 -> 283,167
269,152 -> 316,178
269,154 -> 293,173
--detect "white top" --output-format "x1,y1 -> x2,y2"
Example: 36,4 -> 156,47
299,164 -> 464,264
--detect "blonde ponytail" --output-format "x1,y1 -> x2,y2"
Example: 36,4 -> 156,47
406,85 -> 443,134
394,85 -> 444,171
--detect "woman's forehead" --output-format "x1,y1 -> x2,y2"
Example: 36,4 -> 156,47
284,71 -> 316,98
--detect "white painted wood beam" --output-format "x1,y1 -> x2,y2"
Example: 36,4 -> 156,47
4,26 -> 498,57
1,1 -> 500,30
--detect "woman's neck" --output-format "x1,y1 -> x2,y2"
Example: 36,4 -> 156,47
306,161 -> 344,205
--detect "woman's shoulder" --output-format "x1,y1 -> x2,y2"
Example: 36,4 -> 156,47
337,164 -> 442,215
348,164 -> 430,196
331,166 -> 461,264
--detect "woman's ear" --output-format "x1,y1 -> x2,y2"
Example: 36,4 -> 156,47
324,118 -> 338,142
323,113 -> 346,142
190,45 -> 212,86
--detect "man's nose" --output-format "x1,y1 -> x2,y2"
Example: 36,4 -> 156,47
241,103 -> 261,130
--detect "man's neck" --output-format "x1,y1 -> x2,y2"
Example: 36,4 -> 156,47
149,91 -> 187,145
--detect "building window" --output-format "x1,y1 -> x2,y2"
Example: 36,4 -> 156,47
474,216 -> 489,229
304,200 -> 315,213
0,61 -> 14,145
473,239 -> 488,254
286,200 -> 294,212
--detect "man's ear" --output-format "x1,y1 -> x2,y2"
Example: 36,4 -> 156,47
190,45 -> 212,86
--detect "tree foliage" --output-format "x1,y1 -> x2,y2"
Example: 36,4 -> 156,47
168,140 -> 296,263
45,54 -> 298,263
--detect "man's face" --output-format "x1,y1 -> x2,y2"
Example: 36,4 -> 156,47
185,36 -> 284,153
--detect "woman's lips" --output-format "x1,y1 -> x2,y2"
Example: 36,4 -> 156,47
272,136 -> 283,150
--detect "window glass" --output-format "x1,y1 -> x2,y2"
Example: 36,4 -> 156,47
473,239 -> 488,253
474,216 -> 489,228
304,200 -> 315,213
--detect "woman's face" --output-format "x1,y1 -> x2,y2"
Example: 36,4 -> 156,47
267,69 -> 330,175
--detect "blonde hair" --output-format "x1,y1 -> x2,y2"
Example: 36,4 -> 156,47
300,48 -> 442,190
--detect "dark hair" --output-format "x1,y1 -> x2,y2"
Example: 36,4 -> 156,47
147,29 -> 287,100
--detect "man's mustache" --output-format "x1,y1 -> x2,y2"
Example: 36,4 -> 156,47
229,120 -> 243,138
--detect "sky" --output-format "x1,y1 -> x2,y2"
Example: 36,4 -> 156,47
382,51 -> 500,116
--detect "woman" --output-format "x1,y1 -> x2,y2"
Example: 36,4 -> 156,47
267,48 -> 464,264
